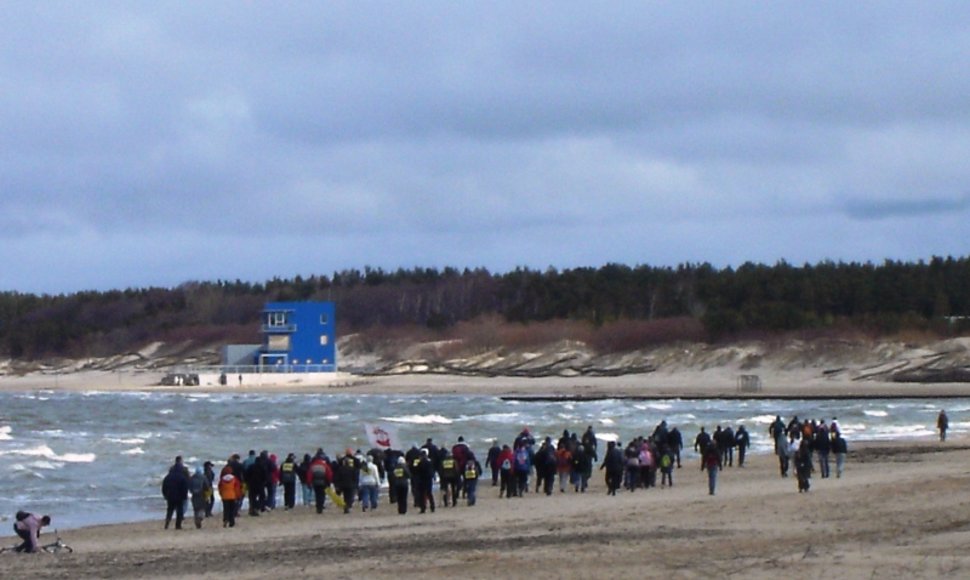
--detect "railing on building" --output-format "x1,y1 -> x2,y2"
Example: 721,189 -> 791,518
175,364 -> 339,375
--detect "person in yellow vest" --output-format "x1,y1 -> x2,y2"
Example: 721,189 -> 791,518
463,453 -> 483,506
439,451 -> 461,507
390,456 -> 411,515
279,453 -> 298,510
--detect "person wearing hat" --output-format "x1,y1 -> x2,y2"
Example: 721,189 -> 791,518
189,466 -> 211,529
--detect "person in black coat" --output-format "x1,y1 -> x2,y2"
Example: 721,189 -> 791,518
245,452 -> 269,515
599,441 -> 625,496
162,456 -> 189,530
734,425 -> 751,467
414,449 -> 436,513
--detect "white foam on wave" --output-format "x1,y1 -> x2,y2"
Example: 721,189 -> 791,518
159,409 -> 175,415
596,432 -> 620,443
0,444 -> 96,463
748,414 -> 779,425
0,426 -> 12,440
472,412 -> 521,423
600,418 -> 615,426
864,410 -> 889,417
122,447 -> 145,456
382,414 -> 454,425
105,437 -> 145,445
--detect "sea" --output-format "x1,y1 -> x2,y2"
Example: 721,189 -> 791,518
1,390 -> 966,530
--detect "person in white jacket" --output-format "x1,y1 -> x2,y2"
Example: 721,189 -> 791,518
359,457 -> 381,512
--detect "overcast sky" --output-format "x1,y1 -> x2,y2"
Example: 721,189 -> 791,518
2,2 -> 968,294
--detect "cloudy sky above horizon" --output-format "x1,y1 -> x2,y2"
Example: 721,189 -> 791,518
2,2 -> 968,294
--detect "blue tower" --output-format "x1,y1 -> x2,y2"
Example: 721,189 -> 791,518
259,301 -> 336,371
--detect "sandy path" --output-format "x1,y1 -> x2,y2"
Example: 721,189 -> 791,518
2,440 -> 970,579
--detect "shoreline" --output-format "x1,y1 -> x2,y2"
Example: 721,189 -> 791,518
3,368 -> 970,399
2,438 -> 968,578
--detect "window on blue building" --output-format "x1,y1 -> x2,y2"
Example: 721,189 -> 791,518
320,314 -> 329,325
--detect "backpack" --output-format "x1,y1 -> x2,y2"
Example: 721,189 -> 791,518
464,463 -> 478,479
15,510 -> 30,522
501,458 -> 512,470
660,454 -> 672,470
310,462 -> 329,485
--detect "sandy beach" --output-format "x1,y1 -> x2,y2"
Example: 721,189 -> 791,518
2,437 -> 969,579
3,368 -> 970,399
3,370 -> 970,578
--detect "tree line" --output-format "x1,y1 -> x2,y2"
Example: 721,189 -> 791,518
1,257 -> 968,359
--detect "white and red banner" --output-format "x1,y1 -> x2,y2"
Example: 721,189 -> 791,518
364,423 -> 400,451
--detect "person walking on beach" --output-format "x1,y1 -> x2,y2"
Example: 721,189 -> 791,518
203,461 -> 216,518
486,440 -> 501,486
297,453 -> 313,507
556,442 -> 573,493
218,463 -> 242,528
335,449 -> 361,514
359,456 -> 380,512
308,451 -> 333,514
600,440 -> 625,496
279,453 -> 298,510
582,426 -> 598,462
463,453 -> 482,506
668,427 -> 683,468
815,420 -> 831,478
659,445 -> 675,487
390,456 -> 411,514
189,466 -> 211,529
693,427 -> 711,467
735,425 -> 751,467
938,410 -> 949,442
439,450 -> 461,506
832,432 -> 848,478
795,439 -> 814,492
162,456 -> 189,530
415,448 -> 436,513
701,441 -> 722,496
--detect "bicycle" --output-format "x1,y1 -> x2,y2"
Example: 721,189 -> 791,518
0,530 -> 74,554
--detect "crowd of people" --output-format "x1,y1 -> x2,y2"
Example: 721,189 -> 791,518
767,415 -> 849,493
154,415 -> 862,530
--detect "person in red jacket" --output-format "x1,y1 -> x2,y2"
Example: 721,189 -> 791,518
307,452 -> 334,514
495,444 -> 515,498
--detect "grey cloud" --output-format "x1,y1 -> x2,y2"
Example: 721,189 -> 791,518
1,1 -> 969,292
843,196 -> 969,220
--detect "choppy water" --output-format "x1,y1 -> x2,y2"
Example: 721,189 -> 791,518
1,390 -> 965,529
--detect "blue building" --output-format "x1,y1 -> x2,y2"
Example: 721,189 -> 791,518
222,301 -> 337,372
